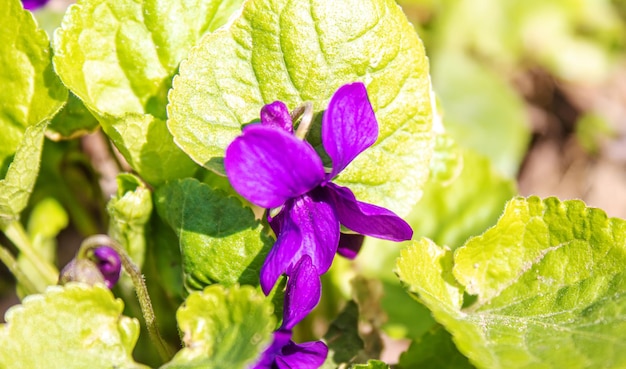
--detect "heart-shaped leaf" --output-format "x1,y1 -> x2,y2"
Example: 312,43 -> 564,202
0,283 -> 148,369
155,178 -> 272,290
397,197 -> 626,369
53,0 -> 244,184
167,0 -> 435,216
160,284 -> 275,369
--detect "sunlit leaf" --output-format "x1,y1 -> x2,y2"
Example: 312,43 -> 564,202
168,0 -> 435,216
53,0 -> 244,184
160,284 -> 275,369
0,283 -> 148,369
155,178 -> 272,290
397,197 -> 626,369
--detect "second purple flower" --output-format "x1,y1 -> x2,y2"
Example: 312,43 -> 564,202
225,82 -> 413,294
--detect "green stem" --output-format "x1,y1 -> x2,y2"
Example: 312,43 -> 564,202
0,243 -> 39,295
3,221 -> 58,286
293,101 -> 313,140
78,235 -> 174,362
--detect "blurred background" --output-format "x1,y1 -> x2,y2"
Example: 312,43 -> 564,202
399,0 -> 626,218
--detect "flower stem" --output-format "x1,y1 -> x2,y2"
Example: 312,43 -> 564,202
0,243 -> 39,295
3,221 -> 58,287
78,235 -> 174,362
292,101 -> 313,140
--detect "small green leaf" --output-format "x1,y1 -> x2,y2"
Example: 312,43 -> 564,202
26,197 -> 69,239
155,178 -> 272,290
53,0 -> 244,184
397,197 -> 626,369
47,92 -> 100,140
398,325 -> 474,369
160,284 -> 275,369
17,197 -> 68,296
321,301 -> 364,368
168,0 -> 435,216
0,122 -> 49,228
107,174 -> 153,268
0,283 -> 148,369
379,280 -> 435,339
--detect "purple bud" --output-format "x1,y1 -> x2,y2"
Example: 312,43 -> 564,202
336,233 -> 365,259
59,258 -> 106,286
92,246 -> 122,288
58,246 -> 122,289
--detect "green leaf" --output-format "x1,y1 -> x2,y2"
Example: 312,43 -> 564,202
146,216 -> 185,301
0,0 -> 66,176
53,0 -> 245,184
26,197 -> 69,239
17,197 -> 68,296
398,325 -> 474,369
356,148 -> 512,339
160,284 -> 275,369
48,92 -> 100,140
397,197 -> 626,369
155,178 -> 272,290
321,301 -> 364,368
0,283 -> 148,369
431,51 -> 530,177
0,122 -> 49,228
31,139 -> 103,236
378,280 -> 435,339
0,0 -> 67,224
168,0 -> 435,216
107,174 -> 153,268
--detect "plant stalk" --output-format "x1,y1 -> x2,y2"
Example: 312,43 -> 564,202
78,235 -> 174,362
3,221 -> 58,287
293,101 -> 314,140
0,243 -> 39,296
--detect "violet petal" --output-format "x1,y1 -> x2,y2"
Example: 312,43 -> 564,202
276,341 -> 329,369
225,125 -> 325,209
282,256 -> 321,330
322,82 -> 378,180
251,330 -> 293,369
261,101 -> 294,133
325,183 -> 413,241
336,233 -> 365,259
260,192 -> 340,294
22,0 -> 49,10
92,246 -> 122,288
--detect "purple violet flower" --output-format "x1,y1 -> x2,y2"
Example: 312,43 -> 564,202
225,82 -> 413,294
253,256 -> 327,369
21,0 -> 49,10
58,245 -> 122,288
92,246 -> 122,288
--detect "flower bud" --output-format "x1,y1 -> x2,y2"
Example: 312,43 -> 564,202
58,246 -> 122,289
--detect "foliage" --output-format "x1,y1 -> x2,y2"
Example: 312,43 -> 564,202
1,0 -> 626,368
